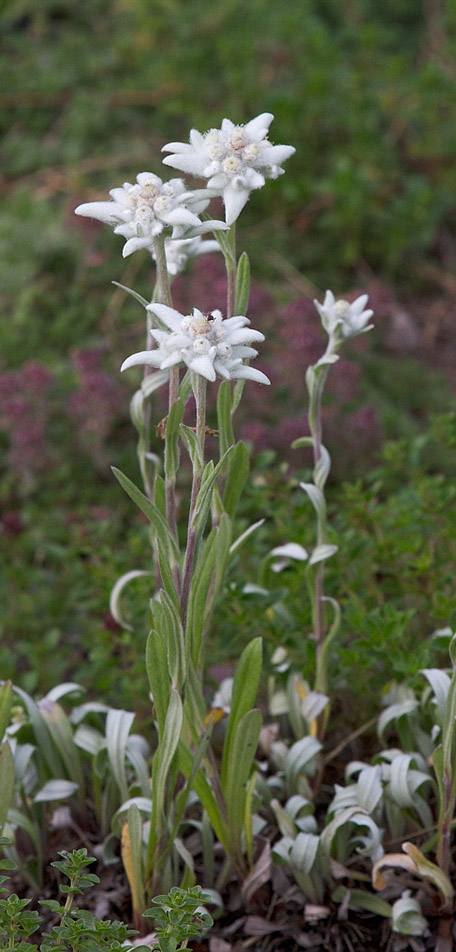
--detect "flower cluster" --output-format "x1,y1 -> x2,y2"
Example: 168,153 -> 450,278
121,304 -> 270,385
314,291 -> 374,340
75,172 -> 226,257
162,113 -> 295,225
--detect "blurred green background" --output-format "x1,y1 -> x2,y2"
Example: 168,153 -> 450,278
1,0 -> 456,720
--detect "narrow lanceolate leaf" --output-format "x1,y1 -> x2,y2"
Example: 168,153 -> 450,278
230,519 -> 265,556
224,710 -> 262,849
106,709 -> 135,803
180,424 -> 204,469
112,281 -> 149,308
292,436 -> 314,450
150,591 -> 185,690
111,467 -> 179,559
192,447 -> 235,527
300,482 -> 326,521
39,700 -> 85,798
221,638 -> 262,790
421,668 -> 450,724
177,740 -> 227,849
33,779 -> 79,803
223,441 -> 249,518
164,398 -> 184,483
121,804 -> 146,924
0,682 -> 12,742
146,629 -> 170,739
217,380 -> 234,458
0,742 -> 14,832
186,529 -> 219,668
13,685 -> 64,779
308,544 -> 338,566
110,570 -> 153,632
153,689 -> 182,824
313,445 -> 331,489
235,252 -> 250,315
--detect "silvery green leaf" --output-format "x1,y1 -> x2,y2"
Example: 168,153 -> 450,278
106,709 -> 135,803
377,699 -> 418,744
33,779 -> 79,802
308,544 -> 338,566
180,424 -> 204,469
112,797 -> 152,829
110,570 -> 153,632
235,251 -> 250,315
290,832 -> 320,873
230,519 -> 265,556
421,668 -> 451,723
291,436 -> 313,450
270,800 -> 297,838
271,543 -> 309,561
285,737 -> 322,788
332,886 -> 392,918
164,397 -> 184,483
345,760 -> 369,782
73,725 -> 104,756
272,835 -> 295,864
141,370 -> 170,397
449,631 -> 456,665
389,754 -> 427,809
112,281 -> 149,308
391,894 -> 428,936
349,813 -> 384,862
0,742 -> 14,832
69,701 -> 110,724
43,683 -> 85,704
300,482 -> 326,520
357,766 -> 383,813
269,689 -> 289,717
313,445 -> 331,489
301,691 -> 329,725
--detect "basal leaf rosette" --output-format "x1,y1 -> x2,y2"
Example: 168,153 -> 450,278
121,304 -> 270,385
75,172 -> 227,257
162,113 -> 295,225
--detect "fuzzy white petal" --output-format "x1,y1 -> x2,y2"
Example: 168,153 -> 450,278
162,154 -> 208,175
223,185 -> 250,225
147,303 -> 185,330
244,112 -> 274,137
121,351 -> 163,372
74,201 -> 121,225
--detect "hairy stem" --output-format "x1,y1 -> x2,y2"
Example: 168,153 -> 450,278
180,374 -> 207,629
153,235 -> 181,592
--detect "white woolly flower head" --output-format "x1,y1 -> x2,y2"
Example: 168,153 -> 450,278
74,172 -> 228,257
162,113 -> 295,225
314,290 -> 374,339
121,304 -> 270,385
156,235 -> 221,276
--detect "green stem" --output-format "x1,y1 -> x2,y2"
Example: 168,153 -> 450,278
224,225 -> 237,318
153,235 -> 181,589
308,366 -> 330,666
180,374 -> 207,628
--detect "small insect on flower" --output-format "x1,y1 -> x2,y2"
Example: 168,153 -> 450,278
121,305 -> 270,385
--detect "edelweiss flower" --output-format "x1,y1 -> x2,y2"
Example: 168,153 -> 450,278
162,113 -> 295,225
156,236 -> 220,276
121,304 -> 270,384
75,172 -> 227,257
314,291 -> 374,339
